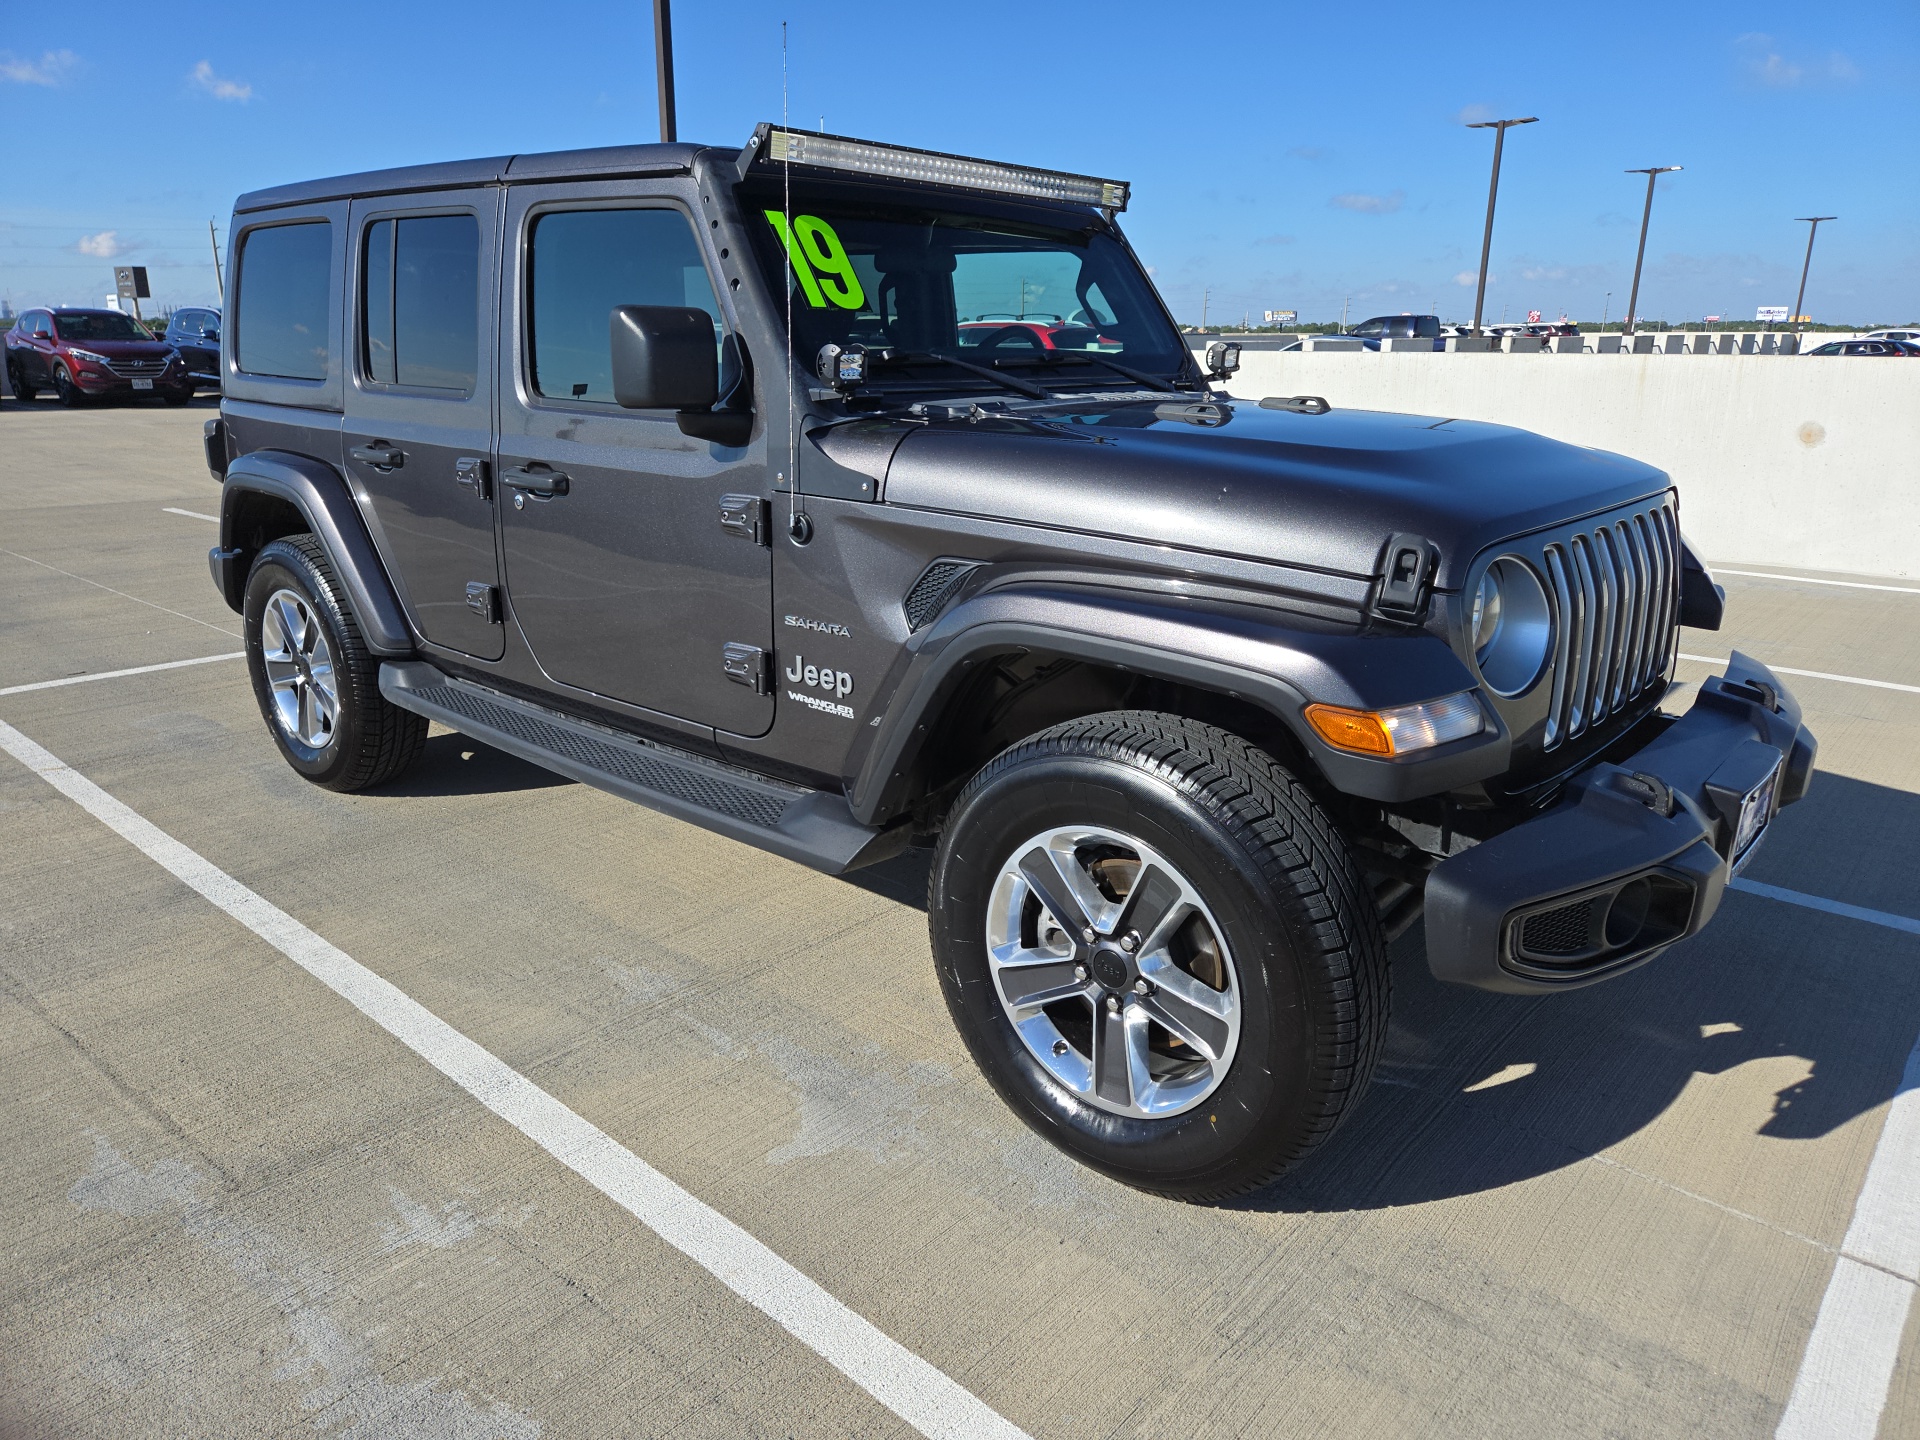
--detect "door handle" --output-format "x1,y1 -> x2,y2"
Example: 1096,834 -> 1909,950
501,465 -> 570,498
350,442 -> 405,470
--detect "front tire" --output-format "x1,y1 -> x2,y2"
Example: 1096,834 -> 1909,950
243,535 -> 426,791
53,365 -> 83,407
930,712 -> 1389,1201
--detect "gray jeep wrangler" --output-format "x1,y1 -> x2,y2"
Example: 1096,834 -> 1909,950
205,127 -> 1815,1200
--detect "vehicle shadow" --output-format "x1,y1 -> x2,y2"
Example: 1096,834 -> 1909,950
373,731 -> 572,798
1244,769 -> 1920,1212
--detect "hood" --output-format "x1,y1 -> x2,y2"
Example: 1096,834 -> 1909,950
72,338 -> 173,358
878,399 -> 1671,589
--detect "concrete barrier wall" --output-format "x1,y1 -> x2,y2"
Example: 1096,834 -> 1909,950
1200,350 -> 1920,579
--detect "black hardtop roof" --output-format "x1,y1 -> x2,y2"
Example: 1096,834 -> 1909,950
233,141 -> 710,214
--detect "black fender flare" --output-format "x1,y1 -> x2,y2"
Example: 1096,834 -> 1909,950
215,449 -> 415,656
846,584 -> 1510,823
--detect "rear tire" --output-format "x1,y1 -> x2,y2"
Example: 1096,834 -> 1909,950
243,535 -> 426,792
930,711 -> 1389,1201
6,364 -> 33,402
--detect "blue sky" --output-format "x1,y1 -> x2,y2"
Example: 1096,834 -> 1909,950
3,1 -> 1915,324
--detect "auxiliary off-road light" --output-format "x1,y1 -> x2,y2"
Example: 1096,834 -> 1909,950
1304,692 -> 1486,757
760,127 -> 1130,211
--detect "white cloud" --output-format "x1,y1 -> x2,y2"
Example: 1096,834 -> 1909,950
1453,102 -> 1496,126
191,60 -> 252,102
77,231 -> 125,259
1454,271 -> 1491,287
1,49 -> 78,86
1736,33 -> 1858,89
1331,190 -> 1405,215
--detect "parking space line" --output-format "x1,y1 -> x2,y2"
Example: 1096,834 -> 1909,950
1776,1029 -> 1920,1438
162,507 -> 220,523
0,652 -> 246,697
1677,654 -> 1920,696
0,716 -> 1030,1440
1732,878 -> 1920,937
1,549 -> 240,638
1716,569 -> 1920,597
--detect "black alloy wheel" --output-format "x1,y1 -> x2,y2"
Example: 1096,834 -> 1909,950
52,365 -> 83,407
930,711 -> 1390,1202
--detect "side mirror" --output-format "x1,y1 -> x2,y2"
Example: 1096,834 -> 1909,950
610,305 -> 719,410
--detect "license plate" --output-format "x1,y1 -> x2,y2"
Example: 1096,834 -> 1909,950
132,379 -> 154,391
1730,761 -> 1783,873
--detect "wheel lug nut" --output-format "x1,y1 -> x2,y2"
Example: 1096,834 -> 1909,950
1073,964 -> 1088,981
1105,995 -> 1121,1014
1119,932 -> 1139,953
1133,979 -> 1151,995
1081,926 -> 1097,944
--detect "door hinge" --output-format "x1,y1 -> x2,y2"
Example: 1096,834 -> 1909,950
719,493 -> 769,545
455,456 -> 491,500
721,641 -> 771,694
465,582 -> 500,623
1370,532 -> 1438,622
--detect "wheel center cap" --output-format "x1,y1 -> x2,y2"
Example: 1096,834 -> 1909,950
1089,947 -> 1132,990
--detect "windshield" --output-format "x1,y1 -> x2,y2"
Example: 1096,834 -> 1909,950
744,185 -> 1186,387
53,312 -> 147,342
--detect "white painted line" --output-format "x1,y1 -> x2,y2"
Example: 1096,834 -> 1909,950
0,652 -> 245,697
1,548 -> 240,638
162,507 -> 220,523
1775,1030 -> 1920,1438
0,716 -> 1030,1440
1677,654 -> 1920,696
1732,878 -> 1920,937
1716,569 -> 1920,596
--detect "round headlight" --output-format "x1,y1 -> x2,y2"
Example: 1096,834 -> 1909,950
1472,557 -> 1552,696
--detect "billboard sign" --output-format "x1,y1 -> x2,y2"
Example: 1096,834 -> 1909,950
1263,309 -> 1297,324
1755,306 -> 1790,323
1526,309 -> 1542,323
113,266 -> 151,301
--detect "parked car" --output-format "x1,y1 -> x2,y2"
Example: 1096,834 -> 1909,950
6,308 -> 193,405
205,126 -> 1813,1200
1342,314 -> 1444,350
1859,329 -> 1920,345
164,307 -> 223,392
1802,339 -> 1920,357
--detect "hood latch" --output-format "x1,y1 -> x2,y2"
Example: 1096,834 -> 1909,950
1370,532 -> 1439,622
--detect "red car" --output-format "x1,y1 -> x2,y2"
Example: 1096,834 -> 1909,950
6,307 -> 193,406
957,317 -> 1121,352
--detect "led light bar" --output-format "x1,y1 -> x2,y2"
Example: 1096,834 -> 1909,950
749,126 -> 1129,212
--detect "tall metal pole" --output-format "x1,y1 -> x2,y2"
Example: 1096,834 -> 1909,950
1466,117 -> 1537,336
652,0 -> 677,143
1791,217 -> 1836,336
1623,166 -> 1681,338
209,219 -> 224,303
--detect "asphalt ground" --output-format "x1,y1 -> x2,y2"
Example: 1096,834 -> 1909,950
2,398 -> 1917,1440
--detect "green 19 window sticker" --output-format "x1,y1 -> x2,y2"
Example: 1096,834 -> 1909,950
764,212 -> 866,311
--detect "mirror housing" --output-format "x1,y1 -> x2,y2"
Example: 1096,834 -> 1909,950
611,305 -> 720,410
610,305 -> 751,445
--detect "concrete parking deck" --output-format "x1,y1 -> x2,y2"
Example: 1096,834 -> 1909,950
2,401 -> 1916,1439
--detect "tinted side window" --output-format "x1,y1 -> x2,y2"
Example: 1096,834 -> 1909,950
362,214 -> 480,392
236,222 -> 332,380
528,208 -> 717,404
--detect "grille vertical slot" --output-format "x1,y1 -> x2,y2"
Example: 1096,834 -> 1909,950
1538,499 -> 1680,751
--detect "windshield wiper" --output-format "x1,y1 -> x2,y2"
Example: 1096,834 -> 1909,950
876,350 -> 1051,400
995,350 -> 1184,394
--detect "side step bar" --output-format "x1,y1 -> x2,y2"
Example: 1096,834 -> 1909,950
379,662 -> 908,874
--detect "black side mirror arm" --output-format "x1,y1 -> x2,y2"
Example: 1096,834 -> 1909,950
676,335 -> 754,447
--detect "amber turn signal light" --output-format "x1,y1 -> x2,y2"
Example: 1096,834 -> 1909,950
1304,693 -> 1486,758
1304,704 -> 1396,755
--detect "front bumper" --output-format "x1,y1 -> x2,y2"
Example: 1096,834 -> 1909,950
1425,652 -> 1816,993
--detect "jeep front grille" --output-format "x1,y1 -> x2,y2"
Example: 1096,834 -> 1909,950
1540,500 -> 1680,750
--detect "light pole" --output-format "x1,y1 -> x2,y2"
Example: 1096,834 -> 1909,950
1466,116 -> 1538,336
653,0 -> 677,142
1623,166 -> 1681,338
1791,216 -> 1837,336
